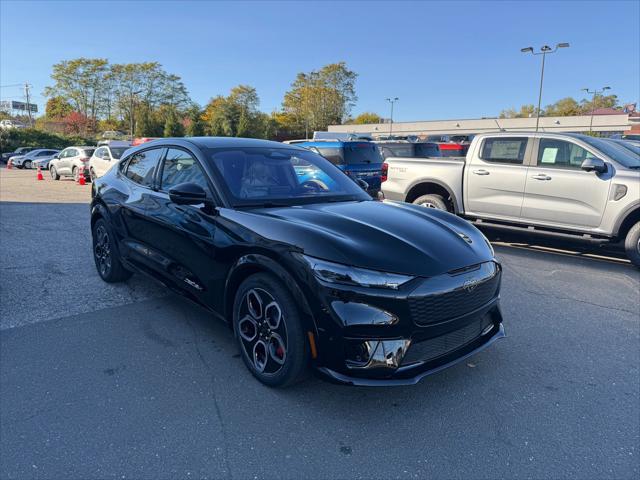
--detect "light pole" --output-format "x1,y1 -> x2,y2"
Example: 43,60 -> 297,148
521,43 -> 570,132
386,97 -> 398,137
582,86 -> 611,134
130,90 -> 143,140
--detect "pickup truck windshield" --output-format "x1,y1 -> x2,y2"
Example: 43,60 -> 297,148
206,147 -> 370,207
581,136 -> 640,168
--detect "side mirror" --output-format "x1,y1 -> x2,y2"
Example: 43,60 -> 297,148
581,157 -> 607,174
169,182 -> 208,205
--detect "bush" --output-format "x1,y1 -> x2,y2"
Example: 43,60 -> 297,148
0,128 -> 96,154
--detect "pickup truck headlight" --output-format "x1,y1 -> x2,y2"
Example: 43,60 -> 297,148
299,254 -> 414,290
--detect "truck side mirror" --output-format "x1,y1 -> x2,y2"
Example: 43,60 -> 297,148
581,157 -> 607,174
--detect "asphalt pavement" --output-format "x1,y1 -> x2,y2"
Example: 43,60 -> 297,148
1,167 -> 639,479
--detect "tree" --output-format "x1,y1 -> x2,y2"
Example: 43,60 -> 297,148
544,97 -> 581,117
185,105 -> 205,137
202,85 -> 263,138
44,58 -> 110,124
45,96 -> 73,119
499,104 -> 536,118
163,107 -> 184,137
350,112 -> 382,124
282,62 -> 358,136
580,94 -> 619,114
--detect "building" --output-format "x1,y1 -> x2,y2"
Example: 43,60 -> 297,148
328,113 -> 637,138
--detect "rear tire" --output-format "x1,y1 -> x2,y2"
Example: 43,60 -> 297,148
50,166 -> 60,180
72,167 -> 79,182
624,222 -> 640,268
90,168 -> 97,183
23,160 -> 32,169
412,194 -> 449,211
233,273 -> 308,387
92,218 -> 132,282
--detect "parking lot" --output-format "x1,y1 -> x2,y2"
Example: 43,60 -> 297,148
1,166 -> 638,479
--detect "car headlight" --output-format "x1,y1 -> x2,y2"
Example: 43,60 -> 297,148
298,254 -> 414,290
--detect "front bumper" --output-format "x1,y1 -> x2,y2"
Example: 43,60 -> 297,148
307,260 -> 505,385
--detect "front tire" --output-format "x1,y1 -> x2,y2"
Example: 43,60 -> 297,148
92,218 -> 132,282
50,166 -> 60,180
412,194 -> 449,211
624,222 -> 640,268
233,273 -> 308,387
90,168 -> 97,183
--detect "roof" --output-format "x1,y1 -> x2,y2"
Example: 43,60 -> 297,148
590,108 -> 624,115
182,137 -> 299,149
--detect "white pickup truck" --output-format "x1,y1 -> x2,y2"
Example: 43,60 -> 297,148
381,132 -> 640,266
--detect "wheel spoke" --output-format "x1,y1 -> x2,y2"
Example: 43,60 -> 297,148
247,289 -> 263,319
264,301 -> 281,330
238,315 -> 258,342
268,333 -> 286,365
253,340 -> 268,372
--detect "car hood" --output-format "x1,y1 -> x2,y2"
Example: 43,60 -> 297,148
221,200 -> 494,277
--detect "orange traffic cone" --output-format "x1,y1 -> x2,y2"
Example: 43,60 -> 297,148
37,165 -> 44,181
6,159 -> 12,170
78,166 -> 86,186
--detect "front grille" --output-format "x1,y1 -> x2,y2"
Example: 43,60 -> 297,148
401,315 -> 493,366
408,268 -> 500,326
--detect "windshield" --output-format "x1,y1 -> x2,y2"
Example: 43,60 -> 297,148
110,147 -> 127,159
606,139 -> 640,156
580,136 -> 640,168
343,142 -> 383,165
205,147 -> 370,207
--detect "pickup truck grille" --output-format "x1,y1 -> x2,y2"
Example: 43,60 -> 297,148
408,264 -> 500,326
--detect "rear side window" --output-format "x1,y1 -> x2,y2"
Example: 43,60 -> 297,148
315,147 -> 344,165
159,148 -> 209,192
125,148 -> 163,187
480,138 -> 528,164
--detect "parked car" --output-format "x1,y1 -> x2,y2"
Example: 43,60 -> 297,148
49,146 -> 96,181
8,149 -> 60,169
32,152 -> 61,170
1,146 -> 36,163
89,143 -> 131,180
294,139 -> 384,196
0,119 -> 27,130
91,137 -> 504,387
381,132 -> 640,266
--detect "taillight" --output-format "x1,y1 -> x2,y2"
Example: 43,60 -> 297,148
381,162 -> 388,182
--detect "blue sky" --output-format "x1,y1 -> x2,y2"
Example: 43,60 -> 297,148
1,0 -> 638,121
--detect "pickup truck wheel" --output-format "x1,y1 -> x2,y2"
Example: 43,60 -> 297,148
413,194 -> 448,211
624,222 -> 640,268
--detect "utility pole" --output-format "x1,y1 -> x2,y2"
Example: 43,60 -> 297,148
582,86 -> 611,134
386,97 -> 399,137
24,82 -> 33,126
520,43 -> 570,132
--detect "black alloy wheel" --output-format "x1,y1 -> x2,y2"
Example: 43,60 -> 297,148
233,273 -> 308,387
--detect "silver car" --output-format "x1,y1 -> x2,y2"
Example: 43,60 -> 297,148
49,146 -> 96,181
9,149 -> 60,169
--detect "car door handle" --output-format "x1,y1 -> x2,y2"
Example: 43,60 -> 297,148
531,174 -> 552,181
472,169 -> 490,175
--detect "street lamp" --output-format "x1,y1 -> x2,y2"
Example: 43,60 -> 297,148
521,43 -> 570,132
130,90 -> 143,140
582,86 -> 611,134
386,97 -> 399,137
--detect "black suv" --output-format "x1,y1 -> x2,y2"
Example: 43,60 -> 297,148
90,137 -> 504,387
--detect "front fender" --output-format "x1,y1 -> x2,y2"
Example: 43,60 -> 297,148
224,253 -> 318,335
